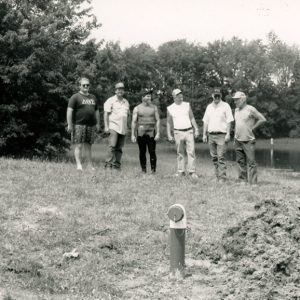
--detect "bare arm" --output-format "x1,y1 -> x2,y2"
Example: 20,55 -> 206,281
167,111 -> 174,141
189,106 -> 199,138
225,122 -> 231,142
95,110 -> 101,132
131,107 -> 138,142
67,107 -> 73,133
202,122 -> 208,143
154,106 -> 160,140
127,109 -> 131,131
104,111 -> 109,132
252,109 -> 266,131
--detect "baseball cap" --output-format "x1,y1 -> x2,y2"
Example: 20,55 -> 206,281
115,82 -> 125,89
172,89 -> 182,97
232,91 -> 246,99
212,88 -> 221,95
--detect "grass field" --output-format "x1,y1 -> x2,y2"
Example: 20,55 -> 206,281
0,142 -> 300,299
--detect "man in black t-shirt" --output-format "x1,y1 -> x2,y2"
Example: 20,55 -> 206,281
67,77 -> 100,171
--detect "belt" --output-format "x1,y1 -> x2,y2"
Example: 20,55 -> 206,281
174,127 -> 193,132
209,131 -> 226,135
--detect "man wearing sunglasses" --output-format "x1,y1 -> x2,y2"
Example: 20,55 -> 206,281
67,77 -> 100,171
202,88 -> 234,183
104,82 -> 130,170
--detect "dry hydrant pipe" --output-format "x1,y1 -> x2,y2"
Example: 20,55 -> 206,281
167,204 -> 187,278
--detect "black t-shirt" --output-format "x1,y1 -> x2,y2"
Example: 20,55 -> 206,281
68,93 -> 98,126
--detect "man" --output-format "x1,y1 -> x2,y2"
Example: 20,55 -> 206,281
104,82 -> 130,170
67,77 -> 100,171
131,88 -> 160,173
167,89 -> 199,178
232,91 -> 266,185
202,88 -> 234,182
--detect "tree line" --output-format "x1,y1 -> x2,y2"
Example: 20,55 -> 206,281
1,0 -> 300,157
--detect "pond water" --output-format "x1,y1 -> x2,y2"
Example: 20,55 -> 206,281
196,148 -> 300,172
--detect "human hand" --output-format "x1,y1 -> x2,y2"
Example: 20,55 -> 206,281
202,134 -> 208,143
104,126 -> 109,133
154,133 -> 160,141
194,130 -> 199,139
96,124 -> 101,133
131,136 -> 136,143
67,124 -> 73,133
168,136 -> 175,144
225,133 -> 230,143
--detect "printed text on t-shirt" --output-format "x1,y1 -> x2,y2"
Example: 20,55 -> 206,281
82,99 -> 95,105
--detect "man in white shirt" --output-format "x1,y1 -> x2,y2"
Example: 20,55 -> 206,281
233,91 -> 266,185
202,88 -> 234,182
167,89 -> 199,178
104,82 -> 130,170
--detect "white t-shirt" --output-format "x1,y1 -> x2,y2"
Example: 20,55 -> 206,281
202,100 -> 234,133
167,102 -> 192,130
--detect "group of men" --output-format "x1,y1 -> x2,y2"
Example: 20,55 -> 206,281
67,77 -> 266,185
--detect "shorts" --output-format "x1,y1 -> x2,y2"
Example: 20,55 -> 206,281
71,125 -> 96,145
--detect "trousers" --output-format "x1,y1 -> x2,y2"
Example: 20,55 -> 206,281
235,139 -> 258,184
137,135 -> 157,171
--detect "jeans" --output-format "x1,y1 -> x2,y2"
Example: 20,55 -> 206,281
105,129 -> 126,169
235,139 -> 257,184
137,135 -> 157,172
208,133 -> 227,180
174,130 -> 196,173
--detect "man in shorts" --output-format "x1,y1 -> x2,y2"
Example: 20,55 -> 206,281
103,82 -> 130,170
131,88 -> 160,173
67,77 -> 100,171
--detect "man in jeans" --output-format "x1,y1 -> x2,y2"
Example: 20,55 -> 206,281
202,88 -> 234,182
104,82 -> 130,170
131,88 -> 160,173
233,91 -> 266,185
167,89 -> 199,178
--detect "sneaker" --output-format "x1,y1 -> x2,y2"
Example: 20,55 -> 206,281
190,173 -> 199,179
87,165 -> 95,171
174,172 -> 185,177
238,181 -> 248,186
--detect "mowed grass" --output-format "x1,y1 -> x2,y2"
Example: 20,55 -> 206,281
0,142 -> 300,300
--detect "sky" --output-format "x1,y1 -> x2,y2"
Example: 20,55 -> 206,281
90,0 -> 300,49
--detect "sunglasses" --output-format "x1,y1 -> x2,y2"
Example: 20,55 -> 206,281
82,84 -> 90,88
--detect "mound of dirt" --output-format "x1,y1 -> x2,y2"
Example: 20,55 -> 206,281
219,198 -> 300,299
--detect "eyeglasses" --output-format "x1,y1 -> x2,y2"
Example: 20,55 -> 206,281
82,84 -> 90,88
214,94 -> 221,99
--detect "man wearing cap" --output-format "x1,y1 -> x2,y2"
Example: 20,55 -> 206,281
202,88 -> 234,182
131,88 -> 160,173
67,77 -> 100,171
167,89 -> 199,178
104,82 -> 130,170
232,91 -> 266,185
